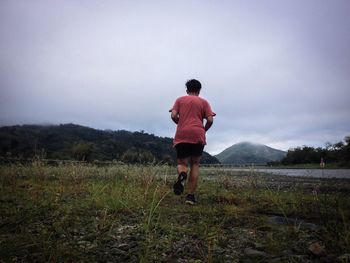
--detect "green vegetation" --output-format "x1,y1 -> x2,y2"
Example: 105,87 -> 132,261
277,136 -> 350,168
0,124 -> 219,164
1,163 -> 349,262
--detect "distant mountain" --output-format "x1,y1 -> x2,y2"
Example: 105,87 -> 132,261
215,142 -> 286,165
0,124 -> 219,164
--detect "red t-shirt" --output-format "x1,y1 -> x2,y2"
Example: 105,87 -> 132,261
171,95 -> 215,146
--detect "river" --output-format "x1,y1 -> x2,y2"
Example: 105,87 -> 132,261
203,168 -> 350,179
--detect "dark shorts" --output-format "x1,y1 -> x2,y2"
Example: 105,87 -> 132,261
175,143 -> 205,159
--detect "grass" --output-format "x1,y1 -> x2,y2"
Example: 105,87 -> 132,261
1,162 -> 350,262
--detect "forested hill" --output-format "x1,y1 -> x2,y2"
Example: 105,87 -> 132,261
0,124 -> 219,164
215,142 -> 286,165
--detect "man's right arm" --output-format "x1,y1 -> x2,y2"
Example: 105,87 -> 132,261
204,116 -> 214,131
171,110 -> 179,124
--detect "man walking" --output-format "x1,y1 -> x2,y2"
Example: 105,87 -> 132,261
170,79 -> 215,204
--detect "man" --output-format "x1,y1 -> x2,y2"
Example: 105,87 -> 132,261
170,79 -> 215,205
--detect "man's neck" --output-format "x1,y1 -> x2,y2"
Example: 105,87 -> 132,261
187,92 -> 199,96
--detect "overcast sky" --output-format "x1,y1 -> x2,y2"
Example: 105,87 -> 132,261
1,0 -> 349,154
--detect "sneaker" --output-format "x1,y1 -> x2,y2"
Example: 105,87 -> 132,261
173,172 -> 187,195
185,194 -> 196,205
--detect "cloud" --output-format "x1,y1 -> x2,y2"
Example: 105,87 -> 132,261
1,0 -> 349,154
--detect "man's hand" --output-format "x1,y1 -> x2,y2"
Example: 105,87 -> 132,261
204,115 -> 214,131
171,110 -> 179,124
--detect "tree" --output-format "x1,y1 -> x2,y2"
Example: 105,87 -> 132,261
121,148 -> 155,164
71,142 -> 94,161
341,136 -> 350,163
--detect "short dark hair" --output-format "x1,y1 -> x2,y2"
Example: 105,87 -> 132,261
186,79 -> 201,93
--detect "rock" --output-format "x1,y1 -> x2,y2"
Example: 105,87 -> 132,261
110,247 -> 128,256
338,253 -> 350,262
268,255 -> 310,262
267,258 -> 283,263
116,243 -> 129,249
267,216 -> 289,225
308,242 -> 326,257
253,242 -> 265,250
244,248 -> 269,257
257,226 -> 272,231
299,222 -> 319,231
266,216 -> 319,231
281,249 -> 293,256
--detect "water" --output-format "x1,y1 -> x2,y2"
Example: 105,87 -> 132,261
258,168 -> 350,178
205,168 -> 350,179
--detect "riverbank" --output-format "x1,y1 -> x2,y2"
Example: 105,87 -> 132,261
203,167 -> 350,179
1,163 -> 349,262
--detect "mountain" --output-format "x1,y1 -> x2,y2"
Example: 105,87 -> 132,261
215,142 -> 286,165
0,124 -> 219,164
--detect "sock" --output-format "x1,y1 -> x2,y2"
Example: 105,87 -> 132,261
179,171 -> 187,182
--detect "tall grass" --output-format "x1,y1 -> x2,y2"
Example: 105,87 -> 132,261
1,163 -> 350,261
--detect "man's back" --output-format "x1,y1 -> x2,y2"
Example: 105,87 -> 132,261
173,95 -> 213,145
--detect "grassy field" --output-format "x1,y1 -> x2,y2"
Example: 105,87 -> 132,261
1,162 -> 350,262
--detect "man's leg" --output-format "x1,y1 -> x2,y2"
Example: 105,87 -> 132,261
173,158 -> 188,195
177,158 -> 188,175
188,155 -> 201,194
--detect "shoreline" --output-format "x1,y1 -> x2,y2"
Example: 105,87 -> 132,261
202,167 -> 350,179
